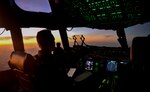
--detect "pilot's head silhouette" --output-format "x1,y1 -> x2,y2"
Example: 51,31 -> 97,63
56,42 -> 61,47
36,29 -> 55,51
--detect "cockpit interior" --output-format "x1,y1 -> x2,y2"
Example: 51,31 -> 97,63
0,0 -> 150,92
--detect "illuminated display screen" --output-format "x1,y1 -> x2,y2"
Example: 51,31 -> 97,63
64,0 -> 143,29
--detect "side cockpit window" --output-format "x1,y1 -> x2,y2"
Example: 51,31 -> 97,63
14,0 -> 52,13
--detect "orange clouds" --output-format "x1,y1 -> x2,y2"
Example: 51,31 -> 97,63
84,35 -> 116,43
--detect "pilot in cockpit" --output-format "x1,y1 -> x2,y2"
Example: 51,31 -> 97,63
34,29 -> 70,92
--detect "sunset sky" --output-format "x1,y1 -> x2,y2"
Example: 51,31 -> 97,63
0,0 -> 150,47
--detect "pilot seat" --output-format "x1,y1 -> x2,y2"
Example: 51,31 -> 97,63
130,35 -> 150,92
8,51 -> 38,92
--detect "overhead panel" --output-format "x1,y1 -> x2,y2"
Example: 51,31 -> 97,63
64,0 -> 144,29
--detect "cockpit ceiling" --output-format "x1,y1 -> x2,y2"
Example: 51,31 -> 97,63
0,0 -> 150,30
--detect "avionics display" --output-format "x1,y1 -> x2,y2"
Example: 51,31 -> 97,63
85,57 -> 94,71
106,60 -> 117,72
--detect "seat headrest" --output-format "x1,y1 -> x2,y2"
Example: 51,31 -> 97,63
9,51 -> 36,73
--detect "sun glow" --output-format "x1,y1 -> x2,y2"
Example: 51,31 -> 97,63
0,37 -> 12,45
0,40 -> 12,45
23,37 -> 37,44
0,36 -> 62,46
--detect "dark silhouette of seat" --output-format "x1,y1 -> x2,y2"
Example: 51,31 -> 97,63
130,35 -> 150,91
8,51 -> 37,92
